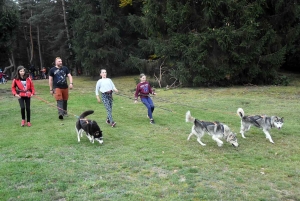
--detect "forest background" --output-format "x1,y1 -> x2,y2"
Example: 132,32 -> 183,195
1,0 -> 300,86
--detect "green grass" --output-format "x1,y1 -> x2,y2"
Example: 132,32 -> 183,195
1,74 -> 300,201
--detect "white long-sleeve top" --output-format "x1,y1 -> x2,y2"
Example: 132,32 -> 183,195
95,78 -> 116,95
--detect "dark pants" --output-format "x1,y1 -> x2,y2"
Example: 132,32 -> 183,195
141,97 -> 154,119
18,97 -> 31,122
54,88 -> 69,115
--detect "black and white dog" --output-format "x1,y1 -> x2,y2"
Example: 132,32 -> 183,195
186,111 -> 238,147
75,110 -> 103,144
237,108 -> 284,144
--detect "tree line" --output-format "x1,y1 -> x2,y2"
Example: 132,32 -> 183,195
1,0 -> 299,86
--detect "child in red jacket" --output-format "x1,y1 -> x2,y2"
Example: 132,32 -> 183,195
12,66 -> 35,127
134,73 -> 156,124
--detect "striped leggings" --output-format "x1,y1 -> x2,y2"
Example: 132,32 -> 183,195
101,93 -> 114,123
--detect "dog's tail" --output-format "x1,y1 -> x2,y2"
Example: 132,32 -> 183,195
237,108 -> 244,118
79,110 -> 94,119
185,111 -> 195,123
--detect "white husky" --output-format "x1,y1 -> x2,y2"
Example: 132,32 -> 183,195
186,111 -> 238,147
237,108 -> 284,144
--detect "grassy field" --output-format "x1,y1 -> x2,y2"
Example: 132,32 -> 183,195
0,74 -> 300,201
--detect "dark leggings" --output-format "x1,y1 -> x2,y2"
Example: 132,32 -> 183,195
18,97 -> 31,122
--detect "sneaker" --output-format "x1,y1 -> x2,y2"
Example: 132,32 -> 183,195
63,112 -> 68,117
27,122 -> 31,127
106,119 -> 110,124
111,122 -> 116,127
150,119 -> 155,124
59,115 -> 64,120
21,120 -> 25,127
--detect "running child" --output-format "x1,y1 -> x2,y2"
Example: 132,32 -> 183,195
95,69 -> 118,127
134,73 -> 156,124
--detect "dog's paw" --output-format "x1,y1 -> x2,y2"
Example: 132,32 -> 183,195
240,132 -> 246,138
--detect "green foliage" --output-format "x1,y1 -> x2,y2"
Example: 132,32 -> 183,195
0,0 -> 19,54
272,74 -> 290,86
127,0 -> 299,86
119,0 -> 132,8
1,0 -> 300,84
70,0 -> 139,76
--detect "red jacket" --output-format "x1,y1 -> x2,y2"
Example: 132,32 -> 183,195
12,78 -> 35,97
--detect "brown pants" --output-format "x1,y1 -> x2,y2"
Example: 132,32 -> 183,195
54,88 -> 69,101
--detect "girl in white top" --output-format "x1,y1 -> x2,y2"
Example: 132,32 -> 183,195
95,69 -> 118,127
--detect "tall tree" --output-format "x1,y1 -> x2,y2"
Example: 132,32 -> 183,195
17,0 -> 74,71
70,0 -> 139,76
0,0 -> 19,76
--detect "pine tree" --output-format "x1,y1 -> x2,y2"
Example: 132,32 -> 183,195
70,0 -> 138,76
127,0 -> 299,86
15,0 -> 73,70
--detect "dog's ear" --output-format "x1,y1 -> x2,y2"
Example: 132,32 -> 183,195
281,117 -> 284,122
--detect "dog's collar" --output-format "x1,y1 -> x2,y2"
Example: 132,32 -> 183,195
80,119 -> 94,125
80,118 -> 89,124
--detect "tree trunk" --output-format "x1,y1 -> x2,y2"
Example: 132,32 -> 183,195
29,9 -> 34,64
37,25 -> 43,69
27,47 -> 30,64
3,58 -> 14,76
23,23 -> 30,63
61,0 -> 70,42
61,0 -> 73,74
6,52 -> 17,79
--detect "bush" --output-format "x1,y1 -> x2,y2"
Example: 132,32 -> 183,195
272,75 -> 290,86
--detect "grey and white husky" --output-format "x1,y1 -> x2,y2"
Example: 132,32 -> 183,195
185,111 -> 238,147
237,108 -> 284,144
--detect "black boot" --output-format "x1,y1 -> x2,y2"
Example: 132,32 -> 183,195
63,100 -> 68,116
57,100 -> 64,120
